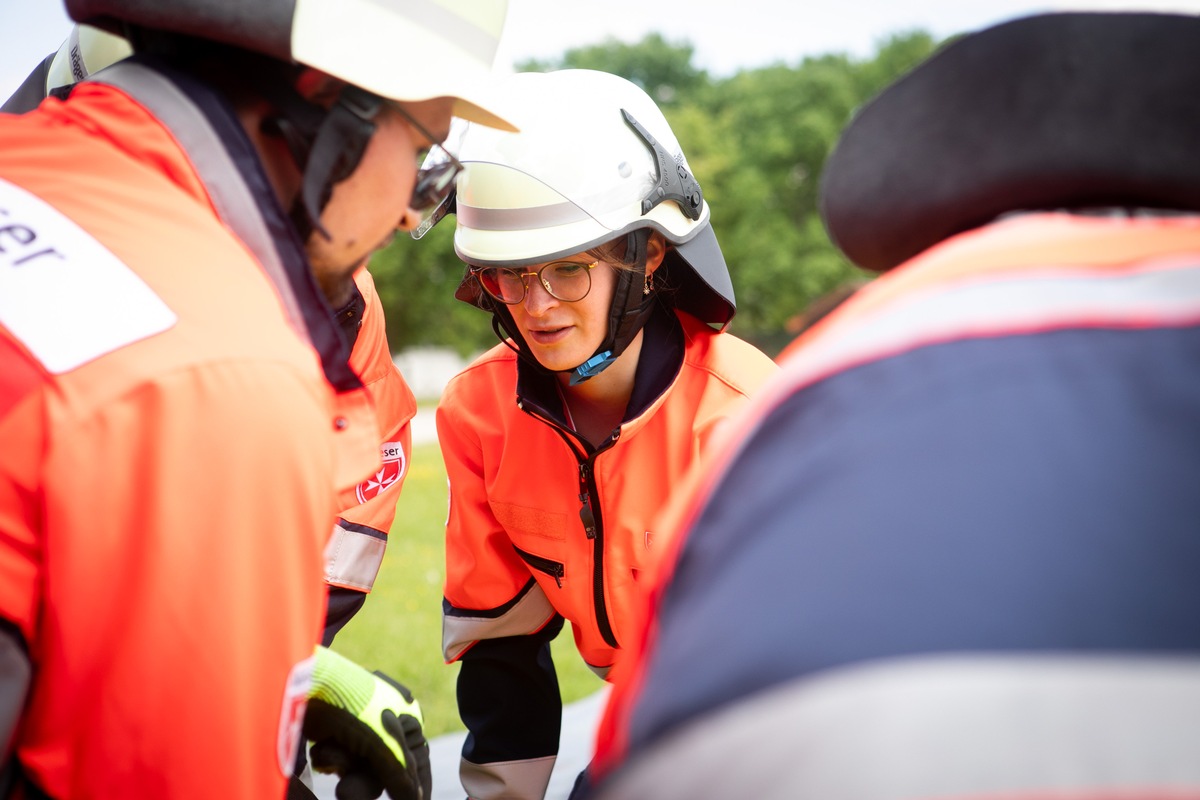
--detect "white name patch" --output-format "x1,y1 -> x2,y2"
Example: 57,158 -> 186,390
0,177 -> 177,374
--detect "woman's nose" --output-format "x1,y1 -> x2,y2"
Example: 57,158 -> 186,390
523,275 -> 557,314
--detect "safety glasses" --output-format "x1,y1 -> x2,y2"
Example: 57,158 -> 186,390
475,261 -> 599,304
390,104 -> 464,213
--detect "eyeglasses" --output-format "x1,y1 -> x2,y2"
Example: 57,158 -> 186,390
389,104 -> 464,213
475,261 -> 599,305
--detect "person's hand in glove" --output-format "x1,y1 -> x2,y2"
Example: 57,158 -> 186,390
303,646 -> 432,800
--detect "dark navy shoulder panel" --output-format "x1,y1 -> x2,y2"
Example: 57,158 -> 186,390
629,324 -> 1200,749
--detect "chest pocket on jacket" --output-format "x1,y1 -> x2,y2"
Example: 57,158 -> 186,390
491,501 -> 569,542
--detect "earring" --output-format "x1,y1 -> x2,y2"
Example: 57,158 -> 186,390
643,272 -> 653,295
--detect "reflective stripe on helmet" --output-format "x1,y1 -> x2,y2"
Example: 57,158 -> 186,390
459,199 -> 591,233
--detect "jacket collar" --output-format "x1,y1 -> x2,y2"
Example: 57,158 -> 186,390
515,305 -> 684,433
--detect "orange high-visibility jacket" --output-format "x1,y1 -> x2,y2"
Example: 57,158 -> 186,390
329,268 -> 417,595
0,68 -> 379,799
319,266 -> 417,645
437,308 -> 777,799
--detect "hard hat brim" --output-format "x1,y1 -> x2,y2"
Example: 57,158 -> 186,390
292,0 -> 518,131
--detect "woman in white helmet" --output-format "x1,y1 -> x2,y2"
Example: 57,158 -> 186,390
428,69 -> 779,800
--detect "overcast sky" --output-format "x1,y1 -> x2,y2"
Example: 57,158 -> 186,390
5,0 -> 1200,101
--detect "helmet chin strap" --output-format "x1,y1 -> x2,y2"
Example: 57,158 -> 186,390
569,350 -> 617,385
257,81 -> 383,242
487,229 -> 657,385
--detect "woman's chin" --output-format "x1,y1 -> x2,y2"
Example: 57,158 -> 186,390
527,344 -> 590,375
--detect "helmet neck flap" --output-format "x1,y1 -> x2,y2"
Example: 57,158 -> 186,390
63,0 -> 518,243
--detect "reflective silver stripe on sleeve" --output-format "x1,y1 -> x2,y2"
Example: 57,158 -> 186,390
0,629 -> 30,748
443,583 -> 556,662
461,754 -> 556,800
598,655 -> 1200,800
323,521 -> 386,592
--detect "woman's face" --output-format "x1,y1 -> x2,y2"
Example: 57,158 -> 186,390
506,257 -> 620,373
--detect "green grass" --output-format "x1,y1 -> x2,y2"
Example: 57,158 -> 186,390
329,441 -> 605,738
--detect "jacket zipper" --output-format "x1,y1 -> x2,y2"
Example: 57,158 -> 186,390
519,399 -> 620,649
578,458 -> 619,648
578,461 -> 597,539
513,545 -> 565,588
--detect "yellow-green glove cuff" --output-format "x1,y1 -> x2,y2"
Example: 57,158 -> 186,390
309,646 -> 424,766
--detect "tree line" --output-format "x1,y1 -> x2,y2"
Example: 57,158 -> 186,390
369,30 -> 940,358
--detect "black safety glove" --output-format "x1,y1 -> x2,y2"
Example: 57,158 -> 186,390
302,646 -> 432,800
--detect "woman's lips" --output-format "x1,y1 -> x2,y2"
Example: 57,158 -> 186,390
526,326 -> 571,345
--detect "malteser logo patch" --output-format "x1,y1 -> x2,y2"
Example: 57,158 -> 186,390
355,441 -> 407,503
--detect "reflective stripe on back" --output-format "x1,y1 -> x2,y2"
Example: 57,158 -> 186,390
778,255 -> 1200,407
91,63 -> 309,344
601,655 -> 1200,800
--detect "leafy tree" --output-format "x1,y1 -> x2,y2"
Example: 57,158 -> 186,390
854,30 -> 940,101
518,33 -> 707,106
368,29 -> 941,359
366,222 -> 495,357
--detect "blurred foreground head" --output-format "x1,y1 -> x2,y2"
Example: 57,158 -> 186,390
820,11 -> 1200,272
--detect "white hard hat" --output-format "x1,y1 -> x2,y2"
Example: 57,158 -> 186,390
65,0 -> 518,131
450,69 -> 735,324
454,69 -> 706,264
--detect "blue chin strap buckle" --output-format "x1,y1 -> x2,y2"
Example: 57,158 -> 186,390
569,351 -> 615,385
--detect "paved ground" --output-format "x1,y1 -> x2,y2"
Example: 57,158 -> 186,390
309,688 -> 609,799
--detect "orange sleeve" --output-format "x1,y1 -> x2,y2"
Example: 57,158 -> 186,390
0,335 -> 45,643
437,374 -> 535,628
337,269 -> 417,533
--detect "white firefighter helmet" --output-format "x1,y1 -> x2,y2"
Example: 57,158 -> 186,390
64,0 -> 517,131
447,68 -> 735,325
